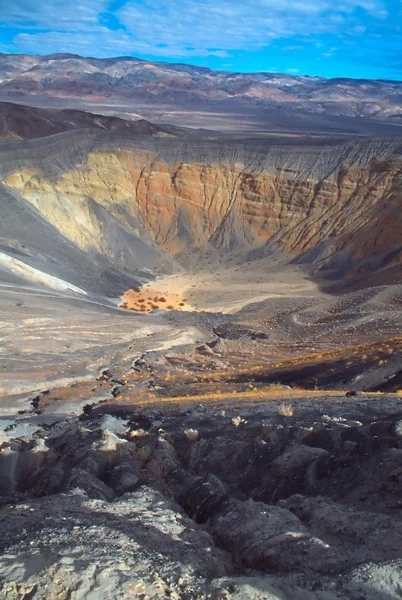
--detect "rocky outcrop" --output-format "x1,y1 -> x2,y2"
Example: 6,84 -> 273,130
2,399 -> 402,598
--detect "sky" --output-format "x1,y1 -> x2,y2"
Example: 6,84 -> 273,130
0,0 -> 401,80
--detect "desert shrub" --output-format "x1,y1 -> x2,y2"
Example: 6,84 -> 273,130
278,403 -> 294,417
232,416 -> 247,427
184,428 -> 199,441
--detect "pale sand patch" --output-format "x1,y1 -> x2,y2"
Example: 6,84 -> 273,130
143,261 -> 323,314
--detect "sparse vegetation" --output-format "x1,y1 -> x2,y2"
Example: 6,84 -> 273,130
232,416 -> 247,427
278,402 -> 294,417
128,429 -> 149,438
184,428 -> 199,441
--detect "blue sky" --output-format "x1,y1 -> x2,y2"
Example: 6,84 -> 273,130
0,0 -> 401,80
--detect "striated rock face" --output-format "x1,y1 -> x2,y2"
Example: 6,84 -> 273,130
3,132 -> 402,282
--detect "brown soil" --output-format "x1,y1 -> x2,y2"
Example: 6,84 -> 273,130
119,284 -> 189,312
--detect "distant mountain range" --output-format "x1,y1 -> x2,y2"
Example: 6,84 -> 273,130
0,53 -> 402,134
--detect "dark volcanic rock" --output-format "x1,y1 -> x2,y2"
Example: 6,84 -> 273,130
214,323 -> 269,341
210,497 -> 341,573
108,461 -> 142,496
179,473 -> 229,523
66,468 -> 115,501
1,402 -> 402,598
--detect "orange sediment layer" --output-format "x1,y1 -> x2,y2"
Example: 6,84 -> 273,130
119,284 -> 188,312
104,388 -> 368,408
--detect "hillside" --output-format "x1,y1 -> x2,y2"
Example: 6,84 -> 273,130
0,101 -> 172,141
0,52 -> 402,133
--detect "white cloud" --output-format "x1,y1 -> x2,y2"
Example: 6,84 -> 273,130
116,0 -> 389,56
0,0 -> 392,59
10,30 -> 230,58
0,0 -> 109,31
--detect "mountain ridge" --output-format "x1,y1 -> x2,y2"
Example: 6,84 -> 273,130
1,51 -> 401,83
0,52 -> 401,133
